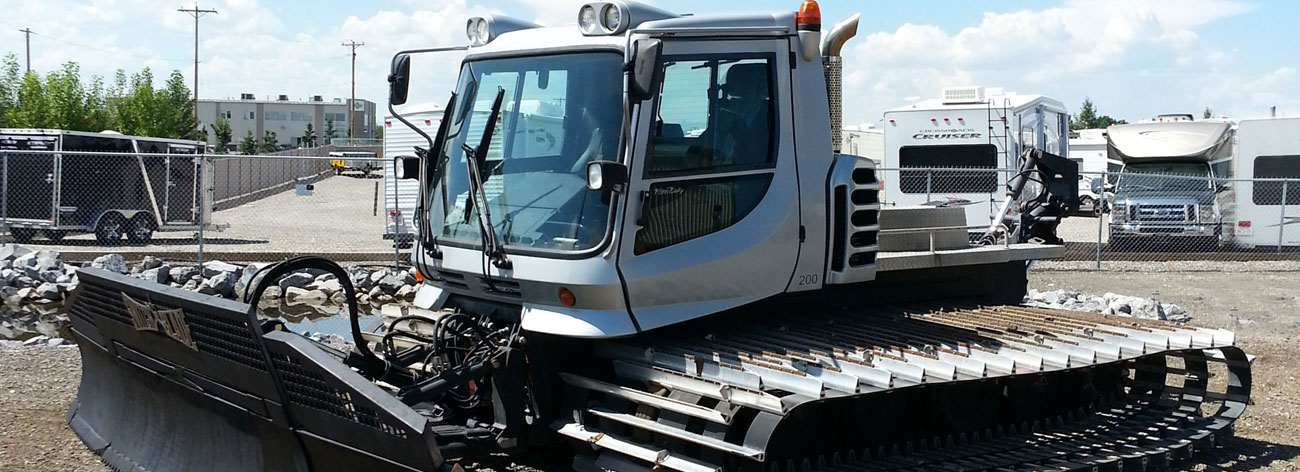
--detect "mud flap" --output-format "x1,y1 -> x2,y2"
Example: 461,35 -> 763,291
64,268 -> 444,472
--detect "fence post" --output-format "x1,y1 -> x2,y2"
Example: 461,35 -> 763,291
1095,171 -> 1105,270
925,169 -> 932,202
197,154 -> 206,269
1,151 -> 7,247
1280,180 -> 1289,253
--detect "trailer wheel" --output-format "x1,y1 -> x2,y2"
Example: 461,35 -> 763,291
126,215 -> 157,246
95,212 -> 126,246
44,230 -> 67,242
10,228 -> 36,243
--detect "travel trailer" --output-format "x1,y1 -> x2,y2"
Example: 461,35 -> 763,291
1231,117 -> 1300,248
383,104 -> 444,245
882,86 -> 1069,231
1105,121 -> 1235,249
1068,128 -> 1122,211
841,124 -> 883,163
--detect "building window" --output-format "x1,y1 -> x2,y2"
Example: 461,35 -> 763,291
244,111 -> 256,120
220,110 -> 232,119
264,111 -> 287,121
291,112 -> 312,122
325,112 -> 346,123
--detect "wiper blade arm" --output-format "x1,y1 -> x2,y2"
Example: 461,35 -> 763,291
461,87 -> 511,270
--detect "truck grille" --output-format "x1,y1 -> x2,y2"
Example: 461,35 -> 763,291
1135,204 -> 1193,223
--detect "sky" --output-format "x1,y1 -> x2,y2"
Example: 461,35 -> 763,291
2,0 -> 1298,127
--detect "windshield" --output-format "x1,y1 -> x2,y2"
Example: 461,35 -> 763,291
432,53 -> 623,252
1117,162 -> 1213,193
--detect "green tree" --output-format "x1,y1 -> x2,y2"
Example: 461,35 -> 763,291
9,72 -> 49,128
238,129 -> 258,155
210,116 -> 233,153
324,118 -> 337,143
160,71 -> 198,139
0,54 -> 20,126
43,62 -> 90,130
1203,106 -> 1213,119
1071,98 -> 1098,131
260,130 -> 278,153
374,124 -> 383,140
1072,97 -> 1128,130
301,122 -> 316,147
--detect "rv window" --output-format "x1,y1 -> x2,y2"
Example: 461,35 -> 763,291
646,57 -> 774,175
1252,155 -> 1300,205
898,144 -> 998,194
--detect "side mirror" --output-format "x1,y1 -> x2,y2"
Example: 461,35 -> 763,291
627,39 -> 663,103
586,161 -> 628,192
395,155 -> 420,180
388,54 -> 412,106
1090,177 -> 1104,195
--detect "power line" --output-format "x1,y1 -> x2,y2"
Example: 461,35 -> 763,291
341,39 -> 364,141
179,3 -> 218,139
19,28 -> 33,74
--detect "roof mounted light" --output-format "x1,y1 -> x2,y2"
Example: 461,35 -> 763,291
465,15 -> 542,47
579,1 -> 677,36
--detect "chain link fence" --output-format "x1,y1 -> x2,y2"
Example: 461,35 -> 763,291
0,148 -> 411,268
875,166 -> 1300,269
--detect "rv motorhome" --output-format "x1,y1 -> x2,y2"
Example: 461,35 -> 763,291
882,86 -> 1069,232
1231,117 -> 1300,248
1105,121 -> 1235,249
1068,128 -> 1123,212
383,104 -> 444,246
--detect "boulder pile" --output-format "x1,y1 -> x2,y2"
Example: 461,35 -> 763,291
1025,288 -> 1191,322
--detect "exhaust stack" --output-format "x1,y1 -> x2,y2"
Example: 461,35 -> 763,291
822,13 -> 859,153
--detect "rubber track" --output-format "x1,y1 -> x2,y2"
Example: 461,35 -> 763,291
565,305 -> 1251,472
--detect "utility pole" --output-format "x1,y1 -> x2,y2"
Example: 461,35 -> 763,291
341,40 -> 364,143
18,28 -> 34,74
179,3 -> 218,139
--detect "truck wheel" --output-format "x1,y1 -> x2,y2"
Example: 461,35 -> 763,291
44,230 -> 67,242
10,228 -> 36,243
126,215 -> 157,246
95,212 -> 126,246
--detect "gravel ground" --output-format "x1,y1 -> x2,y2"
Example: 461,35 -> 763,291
1,270 -> 1297,471
11,174 -> 395,260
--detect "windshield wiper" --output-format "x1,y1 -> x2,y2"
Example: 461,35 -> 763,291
461,86 -> 511,270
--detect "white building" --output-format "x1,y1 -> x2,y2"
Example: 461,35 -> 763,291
197,94 -> 378,150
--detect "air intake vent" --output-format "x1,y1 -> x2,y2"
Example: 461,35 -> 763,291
825,155 -> 880,286
942,86 -> 984,105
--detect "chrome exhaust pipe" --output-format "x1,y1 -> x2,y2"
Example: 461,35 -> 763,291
822,14 -> 859,153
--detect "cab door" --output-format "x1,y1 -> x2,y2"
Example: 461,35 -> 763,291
616,38 -> 801,331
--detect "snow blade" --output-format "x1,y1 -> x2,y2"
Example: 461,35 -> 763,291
64,268 -> 443,472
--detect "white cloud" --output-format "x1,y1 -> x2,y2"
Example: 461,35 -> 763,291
841,0 -> 1259,124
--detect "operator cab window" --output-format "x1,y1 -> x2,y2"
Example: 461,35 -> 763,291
647,58 -> 774,175
635,56 -> 776,254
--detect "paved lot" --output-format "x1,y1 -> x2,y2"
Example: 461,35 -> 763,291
3,175 -> 401,263
1,270 -> 1297,471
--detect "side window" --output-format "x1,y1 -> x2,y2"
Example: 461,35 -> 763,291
634,55 -> 777,254
1253,155 -> 1300,205
647,58 -> 774,174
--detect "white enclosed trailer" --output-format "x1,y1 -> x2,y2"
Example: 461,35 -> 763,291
383,104 -> 444,245
882,86 -> 1069,231
1068,128 -> 1123,207
1231,117 -> 1300,248
841,124 -> 883,163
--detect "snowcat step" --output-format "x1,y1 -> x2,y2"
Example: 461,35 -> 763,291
568,305 -> 1251,471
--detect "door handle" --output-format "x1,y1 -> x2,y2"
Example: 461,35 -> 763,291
636,190 -> 650,226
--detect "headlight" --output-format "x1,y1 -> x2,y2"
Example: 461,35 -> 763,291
1198,204 -> 1216,222
578,5 -> 599,34
476,18 -> 489,41
601,4 -> 622,31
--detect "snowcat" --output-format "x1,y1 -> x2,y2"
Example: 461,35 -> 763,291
63,2 -> 1250,471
